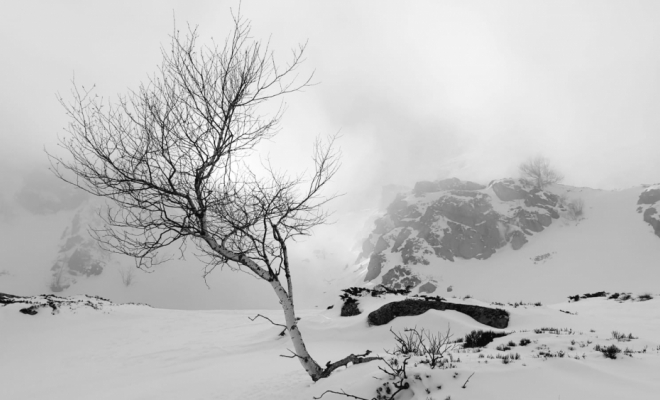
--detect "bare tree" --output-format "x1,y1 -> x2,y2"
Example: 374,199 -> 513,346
48,13 -> 377,381
519,155 -> 563,189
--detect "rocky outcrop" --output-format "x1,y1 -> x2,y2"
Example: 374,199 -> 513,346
367,298 -> 509,329
638,186 -> 660,239
417,282 -> 437,294
0,293 -> 119,315
50,203 -> 112,292
362,178 -> 562,289
381,266 -> 421,290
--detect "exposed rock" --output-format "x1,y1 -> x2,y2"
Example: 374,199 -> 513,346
491,179 -> 528,201
643,208 -> 660,238
367,298 -> 509,329
339,286 -> 413,317
360,177 -> 562,284
509,230 -> 527,250
637,186 -> 660,239
418,282 -> 437,294
381,266 -> 421,289
364,253 -> 386,282
638,187 -> 660,205
49,203 -> 114,292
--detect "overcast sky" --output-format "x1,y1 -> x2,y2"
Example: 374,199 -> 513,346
3,0 -> 660,308
2,0 -> 660,201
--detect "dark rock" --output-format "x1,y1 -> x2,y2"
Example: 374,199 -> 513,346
381,266 -> 421,289
643,208 -> 660,238
418,282 -> 437,293
367,298 -> 509,329
638,188 -> 660,205
0,292 -> 22,305
364,253 -> 386,282
509,231 -> 527,250
491,179 -> 529,201
401,237 -> 432,265
19,305 -> 41,315
391,228 -> 413,253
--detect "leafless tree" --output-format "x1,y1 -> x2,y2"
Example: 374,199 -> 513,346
47,13 -> 377,381
519,155 -> 563,189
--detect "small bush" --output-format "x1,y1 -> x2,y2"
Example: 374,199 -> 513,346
519,338 -> 531,346
637,293 -> 653,301
600,344 -> 621,359
496,344 -> 511,351
611,331 -> 637,341
507,340 -> 517,347
463,330 -> 510,348
566,198 -> 584,220
388,326 -> 456,369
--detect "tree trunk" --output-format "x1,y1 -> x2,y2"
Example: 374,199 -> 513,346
270,279 -> 324,380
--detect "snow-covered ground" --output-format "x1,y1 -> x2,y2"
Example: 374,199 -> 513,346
2,293 -> 659,399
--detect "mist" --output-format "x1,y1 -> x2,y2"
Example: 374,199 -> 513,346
2,0 -> 660,309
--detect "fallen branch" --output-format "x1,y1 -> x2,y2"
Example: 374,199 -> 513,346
313,389 -> 372,400
319,350 -> 382,379
248,313 -> 287,336
462,372 -> 475,388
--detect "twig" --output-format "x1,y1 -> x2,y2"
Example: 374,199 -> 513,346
248,313 -> 287,336
313,389 -> 372,400
462,372 -> 475,388
280,349 -> 304,359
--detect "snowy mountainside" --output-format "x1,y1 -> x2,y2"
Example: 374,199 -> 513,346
2,291 -> 660,399
0,194 -> 351,310
353,178 -> 660,304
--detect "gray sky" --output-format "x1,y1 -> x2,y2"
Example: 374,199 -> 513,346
2,0 -> 660,199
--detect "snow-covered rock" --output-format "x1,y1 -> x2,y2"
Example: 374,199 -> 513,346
361,178 -> 562,290
637,184 -> 660,238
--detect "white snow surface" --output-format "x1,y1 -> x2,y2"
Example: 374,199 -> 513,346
2,293 -> 660,399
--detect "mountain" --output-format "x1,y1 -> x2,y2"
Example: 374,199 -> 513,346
353,178 -> 660,304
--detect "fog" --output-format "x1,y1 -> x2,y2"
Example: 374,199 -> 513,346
1,1 -> 660,308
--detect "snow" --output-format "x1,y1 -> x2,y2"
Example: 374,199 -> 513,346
2,294 -> 660,399
2,182 -> 660,398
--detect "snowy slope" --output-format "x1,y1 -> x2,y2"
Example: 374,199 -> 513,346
2,293 -> 660,400
354,181 -> 660,304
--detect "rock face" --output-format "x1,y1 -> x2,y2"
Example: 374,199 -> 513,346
361,178 -> 562,291
367,298 -> 509,329
638,185 -> 660,239
50,202 -> 112,292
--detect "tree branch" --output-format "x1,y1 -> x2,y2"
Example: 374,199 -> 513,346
248,313 -> 287,336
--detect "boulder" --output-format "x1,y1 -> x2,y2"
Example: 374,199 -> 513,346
367,298 -> 509,329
